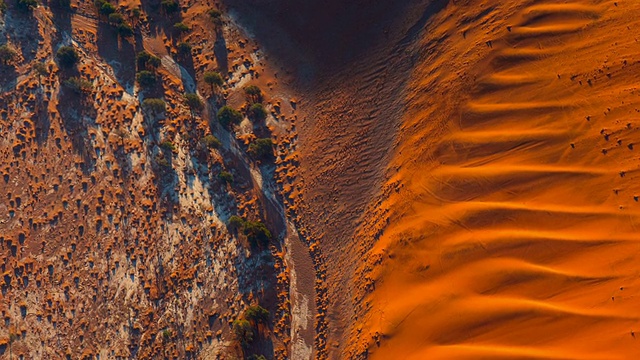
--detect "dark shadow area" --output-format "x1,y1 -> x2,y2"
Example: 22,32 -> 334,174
213,29 -> 228,75
0,62 -> 18,92
4,7 -> 42,64
33,90 -> 50,144
97,23 -> 136,90
222,0 -> 440,83
56,72 -> 98,174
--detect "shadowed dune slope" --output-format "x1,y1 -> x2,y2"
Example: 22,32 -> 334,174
350,0 -> 640,359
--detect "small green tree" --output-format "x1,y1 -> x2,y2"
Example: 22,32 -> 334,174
247,138 -> 273,159
173,22 -> 189,35
217,106 -> 243,128
136,70 -> 157,89
248,103 -> 267,122
64,77 -> 93,94
161,0 -> 179,14
243,220 -> 271,247
203,71 -> 224,93
136,51 -> 161,70
98,2 -> 116,16
183,93 -> 203,112
117,23 -> 134,38
33,62 -> 49,83
227,215 -> 244,230
232,319 -> 253,347
0,45 -> 17,66
245,305 -> 269,325
159,140 -> 175,151
108,12 -> 124,24
142,98 -> 166,116
219,171 -> 234,185
56,46 -> 78,69
244,85 -> 262,103
177,42 -> 192,56
201,135 -> 221,149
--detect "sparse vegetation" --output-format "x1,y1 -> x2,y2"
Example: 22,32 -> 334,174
0,0 -> 7,13
117,23 -> 134,38
108,13 -> 124,24
228,215 -> 244,229
245,305 -> 269,324
248,103 -> 268,121
161,0 -> 179,14
0,45 -> 17,66
207,8 -> 222,19
142,98 -> 166,115
136,70 -> 157,89
56,46 -> 79,69
159,140 -> 175,151
33,62 -> 48,80
244,85 -> 263,103
183,93 -> 203,112
243,220 -> 271,247
201,135 -> 221,149
248,138 -> 273,159
203,71 -> 224,92
64,77 -> 93,94
217,106 -> 243,128
232,319 -> 253,347
177,42 -> 192,56
95,0 -> 116,16
136,51 -> 161,70
219,171 -> 234,185
173,22 -> 189,34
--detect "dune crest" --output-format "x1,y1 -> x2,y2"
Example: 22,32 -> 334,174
350,0 -> 640,358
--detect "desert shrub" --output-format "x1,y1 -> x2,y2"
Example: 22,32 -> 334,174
244,85 -> 262,103
136,70 -> 156,88
17,0 -> 37,12
56,46 -> 78,69
247,138 -> 273,159
203,71 -> 223,89
243,220 -> 271,247
161,0 -> 179,14
142,98 -> 166,115
219,171 -> 234,185
108,12 -> 124,24
248,103 -> 267,121
0,45 -> 17,65
245,305 -> 269,324
201,135 -> 220,149
33,62 -> 48,77
117,23 -> 134,38
64,77 -> 93,94
232,319 -> 253,347
98,2 -> 116,16
207,9 -> 221,19
136,51 -> 161,70
159,140 -> 175,151
227,215 -> 244,229
217,106 -> 243,128
177,41 -> 192,56
183,93 -> 203,111
173,22 -> 189,33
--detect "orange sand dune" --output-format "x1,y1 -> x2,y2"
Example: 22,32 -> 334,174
351,0 -> 640,358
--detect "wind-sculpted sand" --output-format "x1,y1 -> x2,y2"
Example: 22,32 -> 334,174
348,0 -> 640,358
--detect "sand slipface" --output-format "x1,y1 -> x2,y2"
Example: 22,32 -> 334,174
345,0 -> 640,359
